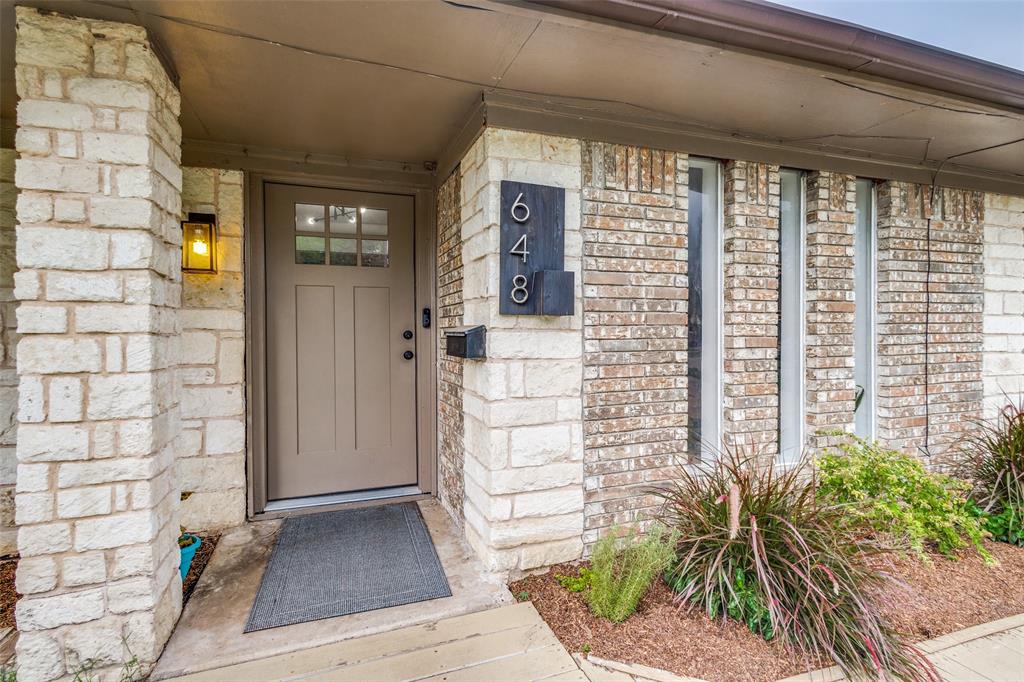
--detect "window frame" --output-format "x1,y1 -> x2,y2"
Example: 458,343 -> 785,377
686,158 -> 724,461
778,169 -> 806,465
853,179 -> 878,440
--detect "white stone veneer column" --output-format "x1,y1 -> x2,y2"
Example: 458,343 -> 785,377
13,8 -> 183,680
983,193 -> 1024,414
458,128 -> 585,575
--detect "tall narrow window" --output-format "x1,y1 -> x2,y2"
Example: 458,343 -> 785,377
778,170 -> 805,464
687,159 -> 723,460
853,179 -> 876,439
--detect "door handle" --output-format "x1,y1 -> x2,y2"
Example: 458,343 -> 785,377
403,350 -> 414,360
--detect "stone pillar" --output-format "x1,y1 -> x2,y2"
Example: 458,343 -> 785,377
877,182 -> 984,455
804,172 -> 856,451
13,8 -> 183,680
722,161 -> 780,461
983,193 -> 1024,415
580,142 -> 688,548
458,128 -> 585,574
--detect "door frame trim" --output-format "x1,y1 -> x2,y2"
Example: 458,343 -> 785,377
245,170 -> 437,517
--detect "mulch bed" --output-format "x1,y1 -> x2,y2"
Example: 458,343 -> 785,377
0,560 -> 16,630
510,539 -> 1024,682
183,533 -> 220,607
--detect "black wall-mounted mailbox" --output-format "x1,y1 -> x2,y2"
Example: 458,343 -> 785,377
445,325 -> 486,359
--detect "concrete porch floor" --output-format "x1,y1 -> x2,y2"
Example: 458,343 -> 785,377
152,500 -> 514,680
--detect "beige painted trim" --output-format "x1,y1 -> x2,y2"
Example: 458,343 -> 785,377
244,168 -> 438,518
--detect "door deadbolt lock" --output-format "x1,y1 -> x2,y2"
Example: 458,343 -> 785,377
403,350 -> 414,360
403,330 -> 413,340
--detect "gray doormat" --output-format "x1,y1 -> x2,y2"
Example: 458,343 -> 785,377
245,502 -> 451,632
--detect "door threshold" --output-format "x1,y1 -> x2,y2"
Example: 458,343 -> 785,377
263,485 -> 424,514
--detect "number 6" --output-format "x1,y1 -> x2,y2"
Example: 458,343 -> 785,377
510,192 -> 530,223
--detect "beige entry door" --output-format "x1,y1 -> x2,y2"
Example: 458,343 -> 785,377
265,183 -> 417,501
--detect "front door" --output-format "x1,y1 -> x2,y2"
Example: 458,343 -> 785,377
265,183 -> 417,501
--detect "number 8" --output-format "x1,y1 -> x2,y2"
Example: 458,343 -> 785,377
510,192 -> 530,223
510,274 -> 529,304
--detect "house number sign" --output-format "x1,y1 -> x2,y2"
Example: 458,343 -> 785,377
499,181 -> 573,316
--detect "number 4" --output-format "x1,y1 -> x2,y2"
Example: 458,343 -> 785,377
510,234 -> 529,264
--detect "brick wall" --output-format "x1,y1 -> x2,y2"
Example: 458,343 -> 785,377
803,172 -> 857,450
0,149 -> 17,556
983,193 -> 1024,413
722,161 -> 780,460
436,168 -> 464,524
178,168 -> 246,530
580,142 -> 688,547
876,183 -> 984,454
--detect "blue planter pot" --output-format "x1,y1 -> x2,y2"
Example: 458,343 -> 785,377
179,534 -> 202,580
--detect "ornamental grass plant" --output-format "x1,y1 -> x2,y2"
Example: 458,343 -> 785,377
656,447 -> 939,682
953,395 -> 1024,545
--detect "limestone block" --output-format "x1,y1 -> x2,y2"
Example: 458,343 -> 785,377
15,159 -> 99,194
518,537 -> 584,570
107,576 -> 158,614
64,623 -> 125,666
17,226 -> 108,270
17,377 -> 45,424
15,127 -> 51,155
17,424 -> 89,461
57,458 -> 154,488
204,419 -> 244,455
57,486 -> 113,518
90,196 -> 157,229
218,336 -> 245,384
509,423 -> 572,466
15,492 -> 54,524
14,270 -> 41,300
54,197 -> 86,222
15,555 -> 58,594
513,486 -> 584,518
15,192 -> 53,224
14,631 -> 64,682
16,305 -> 68,334
18,522 -> 71,556
87,374 -> 157,419
180,386 -> 243,419
14,7 -> 91,71
489,512 -> 582,549
181,330 -> 216,365
16,464 -> 50,493
179,490 -> 245,530
18,337 -> 101,374
47,271 -> 124,302
111,543 -> 159,580
62,552 -> 107,587
68,77 -> 152,110
73,510 -> 158,551
16,587 -> 105,630
17,100 -> 93,131
82,132 -> 149,165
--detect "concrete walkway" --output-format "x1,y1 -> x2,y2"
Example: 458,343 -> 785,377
166,604 -> 1024,682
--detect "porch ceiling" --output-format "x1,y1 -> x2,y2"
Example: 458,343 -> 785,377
1,0 -> 1022,191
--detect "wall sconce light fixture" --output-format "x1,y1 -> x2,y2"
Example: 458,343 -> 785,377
182,213 -> 217,273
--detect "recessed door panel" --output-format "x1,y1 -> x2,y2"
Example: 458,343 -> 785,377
265,183 -> 417,501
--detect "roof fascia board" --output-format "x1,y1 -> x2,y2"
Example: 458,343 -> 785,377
481,92 -> 1024,196
477,0 -> 1024,117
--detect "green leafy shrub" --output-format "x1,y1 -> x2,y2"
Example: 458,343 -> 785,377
656,446 -> 938,682
817,436 -> 989,561
953,396 -> 1024,544
586,525 -> 677,623
969,502 -> 1024,546
555,567 -> 594,593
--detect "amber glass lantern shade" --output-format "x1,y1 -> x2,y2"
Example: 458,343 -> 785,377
182,221 -> 217,273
